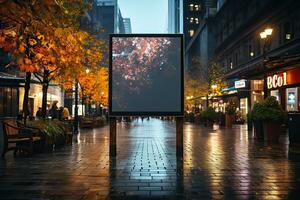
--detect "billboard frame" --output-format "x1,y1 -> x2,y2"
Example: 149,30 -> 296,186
109,34 -> 184,116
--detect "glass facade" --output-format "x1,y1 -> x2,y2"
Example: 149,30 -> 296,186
0,87 -> 19,118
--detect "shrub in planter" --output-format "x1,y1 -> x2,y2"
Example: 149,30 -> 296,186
225,101 -> 236,128
201,107 -> 218,127
94,116 -> 107,127
249,97 -> 287,142
28,120 -> 67,150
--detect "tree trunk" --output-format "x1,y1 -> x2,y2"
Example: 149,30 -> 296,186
23,36 -> 32,124
41,70 -> 49,119
22,72 -> 31,124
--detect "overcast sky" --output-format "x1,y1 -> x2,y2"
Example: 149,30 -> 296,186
118,0 -> 168,33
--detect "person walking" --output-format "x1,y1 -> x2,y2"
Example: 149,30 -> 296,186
63,107 -> 70,120
49,101 -> 59,120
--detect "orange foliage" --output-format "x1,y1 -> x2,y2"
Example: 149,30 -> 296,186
1,0 -> 108,107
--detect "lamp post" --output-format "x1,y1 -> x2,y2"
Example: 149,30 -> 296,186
74,80 -> 79,134
260,27 -> 273,99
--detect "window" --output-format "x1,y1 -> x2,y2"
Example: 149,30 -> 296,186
189,29 -> 194,37
270,90 -> 280,102
283,22 -> 293,42
189,4 -> 194,11
195,18 -> 199,24
249,45 -> 254,57
0,87 -> 18,118
195,4 -> 201,11
190,17 -> 194,23
286,87 -> 298,111
228,58 -> 233,69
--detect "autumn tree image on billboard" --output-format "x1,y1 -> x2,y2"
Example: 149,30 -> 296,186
109,34 -> 183,116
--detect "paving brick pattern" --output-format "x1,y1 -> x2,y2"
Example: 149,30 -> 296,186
1,119 -> 300,199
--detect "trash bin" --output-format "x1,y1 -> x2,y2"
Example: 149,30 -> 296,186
288,112 -> 300,144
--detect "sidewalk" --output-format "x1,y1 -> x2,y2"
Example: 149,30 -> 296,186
0,119 -> 300,199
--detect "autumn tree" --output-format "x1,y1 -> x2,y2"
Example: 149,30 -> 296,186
0,0 -> 96,120
0,0 -> 92,121
185,56 -> 209,107
207,60 -> 227,96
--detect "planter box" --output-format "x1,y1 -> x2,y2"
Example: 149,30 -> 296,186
225,114 -> 234,128
263,122 -> 282,142
288,113 -> 300,144
253,120 -> 264,140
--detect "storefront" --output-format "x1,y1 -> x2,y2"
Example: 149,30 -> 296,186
0,72 -> 22,119
267,67 -> 300,112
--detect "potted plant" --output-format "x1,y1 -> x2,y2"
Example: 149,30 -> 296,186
201,107 -> 218,127
262,97 -> 287,142
225,101 -> 236,128
249,97 -> 286,142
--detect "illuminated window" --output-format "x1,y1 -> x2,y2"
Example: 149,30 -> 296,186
189,30 -> 194,37
284,22 -> 293,42
249,45 -> 254,57
195,18 -> 199,24
195,5 -> 199,11
190,17 -> 194,23
189,4 -> 194,11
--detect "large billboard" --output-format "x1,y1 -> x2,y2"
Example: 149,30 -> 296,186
109,34 -> 183,116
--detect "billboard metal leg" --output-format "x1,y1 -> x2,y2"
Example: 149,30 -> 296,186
176,117 -> 183,159
110,117 -> 117,157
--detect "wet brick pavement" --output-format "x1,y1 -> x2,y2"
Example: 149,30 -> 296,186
1,118 -> 300,199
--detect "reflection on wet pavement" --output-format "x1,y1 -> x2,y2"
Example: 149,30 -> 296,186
1,118 -> 300,199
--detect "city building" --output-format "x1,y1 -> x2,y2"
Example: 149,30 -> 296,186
123,18 -> 132,33
85,0 -> 125,37
168,0 -> 183,33
183,0 -> 217,46
213,0 -> 300,117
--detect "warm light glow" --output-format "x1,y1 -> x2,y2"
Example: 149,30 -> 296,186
85,68 -> 90,73
211,84 -> 217,89
264,28 -> 273,36
260,31 -> 267,39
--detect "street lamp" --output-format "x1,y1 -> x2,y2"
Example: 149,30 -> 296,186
85,68 -> 90,74
260,27 -> 273,99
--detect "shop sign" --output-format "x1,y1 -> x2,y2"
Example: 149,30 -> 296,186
267,72 -> 287,89
234,79 -> 246,89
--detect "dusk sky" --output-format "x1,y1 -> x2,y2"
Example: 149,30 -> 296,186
118,0 -> 168,33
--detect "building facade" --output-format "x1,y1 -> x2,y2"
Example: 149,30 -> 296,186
183,0 -> 217,46
213,0 -> 300,117
168,0 -> 183,33
86,0 -> 125,37
123,18 -> 132,33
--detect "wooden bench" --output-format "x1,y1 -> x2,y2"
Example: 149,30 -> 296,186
2,120 -> 42,157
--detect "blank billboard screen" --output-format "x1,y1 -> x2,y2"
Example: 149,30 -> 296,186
109,34 -> 183,116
